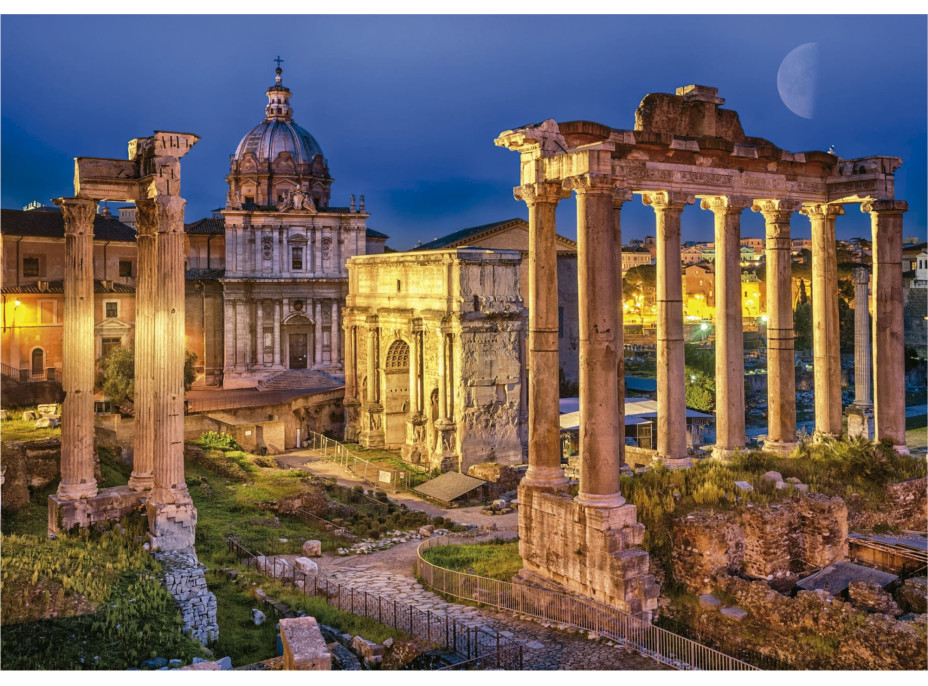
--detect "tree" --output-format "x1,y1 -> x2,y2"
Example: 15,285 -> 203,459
685,365 -> 715,412
99,347 -> 198,409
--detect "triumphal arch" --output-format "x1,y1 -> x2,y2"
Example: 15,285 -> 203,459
48,131 -> 200,551
496,84 -> 907,617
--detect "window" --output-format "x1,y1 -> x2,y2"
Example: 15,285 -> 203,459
39,300 -> 56,324
102,337 -> 121,357
31,348 -> 44,375
105,301 -> 118,318
291,246 -> 303,271
119,260 -> 132,278
23,257 -> 41,277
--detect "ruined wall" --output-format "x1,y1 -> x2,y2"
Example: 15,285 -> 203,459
672,494 -> 848,593
847,476 -> 928,531
518,487 -> 660,618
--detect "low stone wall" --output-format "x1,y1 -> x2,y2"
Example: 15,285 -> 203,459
155,547 -> 219,645
671,494 -> 848,593
517,486 -> 660,618
847,476 -> 928,531
279,616 -> 331,670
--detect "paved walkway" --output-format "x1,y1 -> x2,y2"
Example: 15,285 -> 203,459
317,538 -> 666,670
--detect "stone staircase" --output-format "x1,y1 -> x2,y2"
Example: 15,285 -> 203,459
256,369 -> 342,392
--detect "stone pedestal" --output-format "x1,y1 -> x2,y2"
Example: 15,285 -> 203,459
517,485 -> 660,620
343,398 -> 361,443
402,413 -> 428,465
48,485 -> 147,536
847,405 -> 875,440
432,418 -> 458,472
359,403 -> 385,448
146,497 -> 197,551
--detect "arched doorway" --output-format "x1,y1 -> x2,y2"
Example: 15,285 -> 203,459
382,339 -> 410,446
282,313 -> 314,370
31,348 -> 45,378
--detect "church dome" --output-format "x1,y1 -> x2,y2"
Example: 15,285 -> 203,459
234,119 -> 324,166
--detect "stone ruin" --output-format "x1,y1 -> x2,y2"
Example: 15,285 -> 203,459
494,84 -> 909,620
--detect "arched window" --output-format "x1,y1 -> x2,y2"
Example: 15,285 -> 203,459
31,348 -> 45,375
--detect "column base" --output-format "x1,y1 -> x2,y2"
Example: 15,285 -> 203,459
522,465 -> 569,491
575,491 -> 627,508
711,445 -> 741,461
146,496 -> 198,552
892,444 -> 911,456
48,485 -> 146,537
845,405 -> 874,441
654,454 -> 693,469
56,480 -> 99,501
128,472 -> 154,491
762,440 -> 798,456
812,431 -> 840,443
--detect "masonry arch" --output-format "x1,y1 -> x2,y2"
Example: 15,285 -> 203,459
30,347 -> 45,378
382,339 -> 410,445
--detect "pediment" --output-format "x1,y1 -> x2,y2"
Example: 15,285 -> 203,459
95,318 -> 133,332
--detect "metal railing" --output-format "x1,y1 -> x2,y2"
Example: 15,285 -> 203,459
416,537 -> 759,671
227,537 -> 522,670
306,431 -> 428,494
0,364 -> 61,384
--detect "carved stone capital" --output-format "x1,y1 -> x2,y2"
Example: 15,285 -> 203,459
137,196 -> 187,235
699,195 -> 752,214
800,202 -> 845,221
751,198 -> 801,217
53,198 -> 97,235
562,172 -> 615,196
640,190 -> 695,212
513,181 -> 571,206
860,199 -> 908,215
612,188 -> 634,208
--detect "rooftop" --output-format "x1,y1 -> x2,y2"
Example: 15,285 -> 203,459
1,208 -> 136,242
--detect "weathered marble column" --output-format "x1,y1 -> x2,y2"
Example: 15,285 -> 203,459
702,196 -> 749,459
408,328 -> 420,416
273,300 -> 282,367
437,331 -> 448,421
566,173 -> 624,506
314,300 -> 323,367
802,203 -> 844,438
330,300 -> 340,365
514,182 -> 570,491
55,197 -> 99,500
612,191 -> 632,414
846,267 -> 874,440
754,200 -> 799,454
360,319 -> 383,448
255,299 -> 264,366
130,200 -> 157,490
863,200 -> 908,452
644,191 -> 694,467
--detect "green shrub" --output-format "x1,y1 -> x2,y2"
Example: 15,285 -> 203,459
195,431 -> 242,451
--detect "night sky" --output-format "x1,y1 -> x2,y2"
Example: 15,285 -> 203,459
2,14 -> 925,250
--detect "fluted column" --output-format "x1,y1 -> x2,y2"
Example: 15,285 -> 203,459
130,200 -> 157,490
330,300 -> 340,365
802,203 -> 844,437
852,268 -> 872,407
145,195 -> 191,507
437,330 -> 448,421
613,190 -> 632,415
345,323 -> 358,399
863,200 -> 908,451
514,181 -> 570,491
565,173 -> 624,505
367,322 -> 380,404
55,197 -> 99,500
409,328 -> 420,416
702,196 -> 750,458
754,200 -> 798,454
644,191 -> 694,467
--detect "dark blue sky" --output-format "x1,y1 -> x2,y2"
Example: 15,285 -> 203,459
2,14 -> 925,249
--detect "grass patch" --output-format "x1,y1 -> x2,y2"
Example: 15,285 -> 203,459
0,417 -> 61,443
420,539 -> 522,581
0,519 -> 209,669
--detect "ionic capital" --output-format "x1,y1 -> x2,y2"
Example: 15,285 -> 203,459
53,198 -> 97,235
699,195 -> 752,214
640,190 -> 695,212
137,195 -> 187,235
562,172 -> 616,196
513,181 -> 571,206
800,202 -> 844,221
860,199 -> 908,216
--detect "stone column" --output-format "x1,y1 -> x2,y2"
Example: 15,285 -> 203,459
802,203 -> 844,438
514,182 -> 570,491
130,199 -> 157,490
234,300 -> 245,370
644,191 -> 694,468
437,330 -> 448,421
55,197 -> 99,500
409,328 -> 420,416
565,173 -> 624,506
754,200 -> 798,454
360,320 -> 383,448
863,200 -> 908,451
144,194 -> 196,550
846,267 -> 874,440
613,190 -> 632,418
273,300 -> 281,367
330,300 -> 340,366
702,196 -> 749,459
314,300 -> 323,367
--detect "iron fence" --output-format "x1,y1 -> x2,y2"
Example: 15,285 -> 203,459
306,431 -> 427,494
226,537 -> 522,670
416,537 -> 759,671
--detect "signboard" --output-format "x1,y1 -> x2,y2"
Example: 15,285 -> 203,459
378,470 -> 392,484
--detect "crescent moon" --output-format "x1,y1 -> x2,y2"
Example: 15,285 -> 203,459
777,42 -> 819,120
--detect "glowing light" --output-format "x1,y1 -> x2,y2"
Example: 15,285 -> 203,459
14,300 -> 21,307
700,323 -> 709,331
690,375 -> 697,382
760,315 -> 768,322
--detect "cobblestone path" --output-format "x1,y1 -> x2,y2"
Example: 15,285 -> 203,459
324,562 -> 668,670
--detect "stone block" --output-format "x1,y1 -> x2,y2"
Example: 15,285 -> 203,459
734,481 -> 753,492
762,471 -> 783,483
775,481 -> 789,490
301,540 -> 322,557
146,499 -> 197,551
252,609 -> 266,625
217,656 -> 233,670
36,404 -> 59,417
34,416 -> 59,429
795,484 -> 809,492
786,477 -> 801,484
280,617 -> 332,670
492,499 -> 508,510
719,606 -> 748,621
418,526 -> 434,537
897,577 -> 927,615
293,557 -> 318,575
48,485 -> 146,536
351,635 -> 385,664
848,580 -> 901,616
180,661 -> 221,670
698,593 -> 723,611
